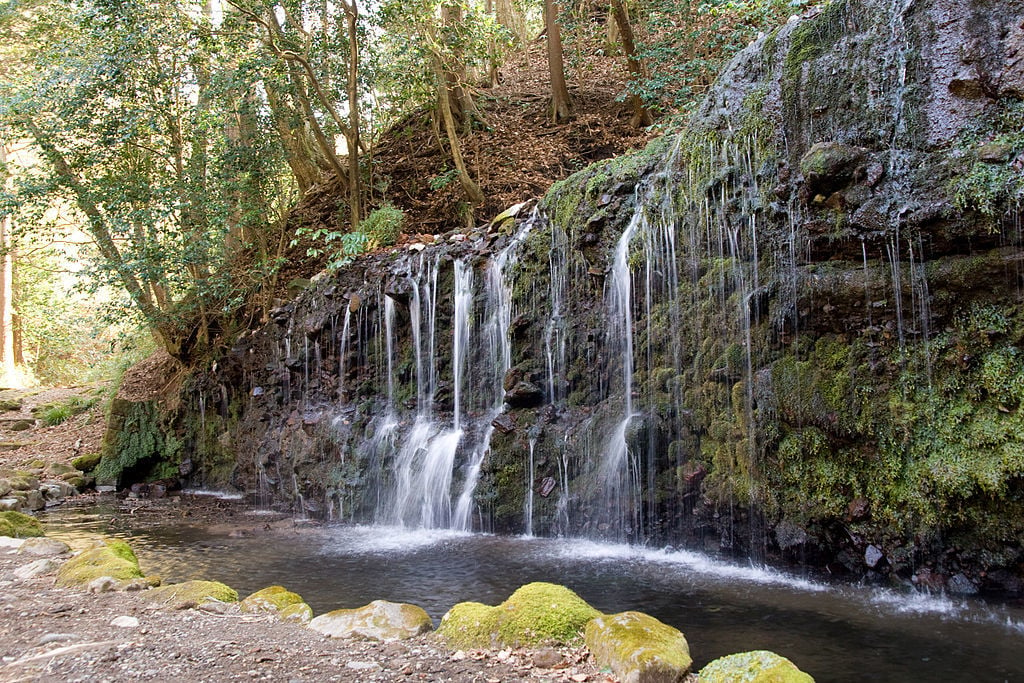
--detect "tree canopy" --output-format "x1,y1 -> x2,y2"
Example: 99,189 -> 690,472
0,0 -> 800,367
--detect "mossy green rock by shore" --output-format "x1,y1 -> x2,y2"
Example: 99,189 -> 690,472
0,511 -> 43,538
71,452 -> 102,472
699,650 -> 814,683
241,585 -> 313,624
584,611 -> 692,683
439,582 -> 601,648
308,600 -> 432,641
143,580 -> 238,607
55,540 -> 144,587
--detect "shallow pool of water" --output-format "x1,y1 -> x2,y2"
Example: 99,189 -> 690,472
42,503 -> 1024,682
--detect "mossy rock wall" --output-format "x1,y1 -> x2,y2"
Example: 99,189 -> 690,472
162,0 -> 1024,592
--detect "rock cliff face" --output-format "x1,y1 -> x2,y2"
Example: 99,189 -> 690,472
156,0 -> 1024,591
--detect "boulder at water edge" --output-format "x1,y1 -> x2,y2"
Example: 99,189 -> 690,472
142,579 -> 238,608
18,537 -> 70,557
584,611 -> 692,683
699,650 -> 814,683
55,540 -> 145,587
241,585 -> 313,624
0,510 -> 43,538
308,599 -> 432,641
438,582 -> 601,648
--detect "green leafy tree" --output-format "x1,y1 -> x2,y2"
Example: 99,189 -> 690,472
1,0 -> 293,360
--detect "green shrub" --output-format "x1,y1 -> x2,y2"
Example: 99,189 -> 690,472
362,203 -> 404,248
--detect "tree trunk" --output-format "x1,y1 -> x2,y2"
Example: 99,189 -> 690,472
610,0 -> 653,127
545,0 -> 572,123
485,0 -> 499,87
496,0 -> 527,47
434,58 -> 484,208
0,144 -> 19,385
341,0 -> 362,230
265,82 -> 319,193
441,4 -> 477,130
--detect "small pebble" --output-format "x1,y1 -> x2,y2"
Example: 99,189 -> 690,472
110,616 -> 140,628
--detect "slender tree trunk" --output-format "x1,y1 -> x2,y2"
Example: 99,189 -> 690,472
485,0 -> 499,87
0,145 -> 18,386
441,3 -> 479,130
341,0 -> 362,230
265,82 -> 319,192
434,58 -> 484,208
545,0 -> 572,123
609,0 -> 653,127
496,0 -> 526,48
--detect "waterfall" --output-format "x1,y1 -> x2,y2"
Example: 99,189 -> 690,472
455,215 -> 538,530
596,209 -> 642,540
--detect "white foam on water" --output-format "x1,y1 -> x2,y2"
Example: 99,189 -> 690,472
321,524 -> 474,555
182,489 -> 244,500
548,538 -> 826,592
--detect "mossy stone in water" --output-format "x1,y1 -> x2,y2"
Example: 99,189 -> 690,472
700,650 -> 814,683
439,582 -> 601,649
584,611 -> 692,682
143,579 -> 238,607
0,510 -> 43,538
241,585 -> 312,624
55,540 -> 143,587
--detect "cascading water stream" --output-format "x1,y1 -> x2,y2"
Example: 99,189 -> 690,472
455,216 -> 537,530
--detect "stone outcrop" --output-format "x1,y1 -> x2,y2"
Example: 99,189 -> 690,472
240,585 -> 313,624
55,540 -> 145,588
143,580 -> 238,608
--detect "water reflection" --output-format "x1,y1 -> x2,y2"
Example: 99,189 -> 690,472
41,503 -> 1024,682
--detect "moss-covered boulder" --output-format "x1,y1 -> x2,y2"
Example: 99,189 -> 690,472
308,599 -> 432,641
71,452 -> 102,472
438,582 -> 601,649
55,540 -> 144,587
0,510 -> 43,538
699,650 -> 814,683
240,585 -> 313,624
584,611 -> 692,683
143,579 -> 238,608
436,601 -> 501,648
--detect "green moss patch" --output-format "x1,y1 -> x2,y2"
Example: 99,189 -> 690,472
439,582 -> 601,649
143,579 -> 238,607
437,601 -> 502,649
0,511 -> 44,538
241,585 -> 312,624
585,611 -> 692,681
700,650 -> 814,683
55,540 -> 144,587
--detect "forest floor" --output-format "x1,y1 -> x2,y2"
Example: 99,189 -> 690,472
0,385 -> 107,472
284,36 -> 659,273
